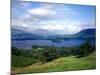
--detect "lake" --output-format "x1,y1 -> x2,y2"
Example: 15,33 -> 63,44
12,39 -> 90,49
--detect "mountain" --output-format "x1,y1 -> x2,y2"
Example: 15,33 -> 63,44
12,28 -> 44,40
11,28 -> 60,40
32,29 -> 58,36
11,28 -> 96,40
72,29 -> 96,39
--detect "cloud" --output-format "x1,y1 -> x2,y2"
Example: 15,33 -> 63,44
41,24 -> 65,31
11,1 -> 95,34
37,20 -> 82,34
27,3 -> 78,20
28,7 -> 56,16
66,24 -> 81,34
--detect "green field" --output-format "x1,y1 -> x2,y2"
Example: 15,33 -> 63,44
12,55 -> 37,67
12,51 -> 96,74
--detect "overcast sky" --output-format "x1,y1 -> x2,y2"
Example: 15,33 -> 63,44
11,0 -> 96,34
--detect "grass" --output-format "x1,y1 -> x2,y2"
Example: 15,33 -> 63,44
12,52 -> 96,74
12,55 -> 36,67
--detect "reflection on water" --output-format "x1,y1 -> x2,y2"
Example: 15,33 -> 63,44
12,39 -> 86,49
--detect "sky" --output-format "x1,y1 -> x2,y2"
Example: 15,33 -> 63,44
11,0 -> 96,34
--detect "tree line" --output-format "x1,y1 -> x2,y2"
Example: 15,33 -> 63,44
12,41 -> 95,65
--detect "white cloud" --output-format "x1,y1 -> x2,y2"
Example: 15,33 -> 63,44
41,24 -> 65,31
66,24 -> 81,34
21,24 -> 29,27
38,20 -> 82,34
12,1 -> 95,34
27,3 -> 56,16
28,8 -> 56,16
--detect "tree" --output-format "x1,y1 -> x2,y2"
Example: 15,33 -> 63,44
12,47 -> 20,55
77,40 -> 94,57
32,48 -> 47,64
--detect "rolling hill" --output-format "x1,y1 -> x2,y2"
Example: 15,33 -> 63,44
13,52 -> 96,74
11,28 -> 96,40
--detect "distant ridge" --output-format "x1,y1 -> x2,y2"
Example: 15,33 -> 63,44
11,28 -> 96,40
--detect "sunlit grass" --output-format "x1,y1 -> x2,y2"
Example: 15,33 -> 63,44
13,52 -> 96,74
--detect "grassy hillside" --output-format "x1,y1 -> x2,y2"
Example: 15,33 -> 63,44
13,52 -> 96,74
12,55 -> 37,67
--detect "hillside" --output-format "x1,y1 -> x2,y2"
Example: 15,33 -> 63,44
11,28 -> 96,40
73,29 -> 96,39
13,52 -> 96,74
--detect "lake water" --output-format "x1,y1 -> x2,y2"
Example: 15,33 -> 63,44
11,39 -> 87,49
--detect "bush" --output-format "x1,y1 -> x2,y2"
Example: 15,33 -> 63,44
76,41 -> 95,57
